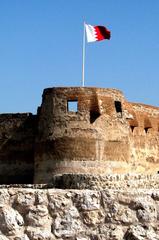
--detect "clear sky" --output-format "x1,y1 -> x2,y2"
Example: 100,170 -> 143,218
0,0 -> 159,113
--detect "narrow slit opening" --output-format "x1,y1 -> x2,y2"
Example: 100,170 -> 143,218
114,101 -> 122,117
130,126 -> 135,133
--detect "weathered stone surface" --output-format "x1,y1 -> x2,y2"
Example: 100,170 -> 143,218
52,173 -> 159,190
1,86 -> 159,240
99,225 -> 124,240
34,87 -> 159,183
0,205 -> 24,236
26,227 -> 54,240
124,224 -> 159,240
0,113 -> 36,184
105,202 -> 137,224
0,232 -> 9,239
48,190 -> 83,238
52,209 -> 82,238
73,191 -> 101,211
10,234 -> 30,240
0,190 -> 10,205
1,87 -> 159,184
0,188 -> 159,239
130,196 -> 157,224
26,205 -> 50,227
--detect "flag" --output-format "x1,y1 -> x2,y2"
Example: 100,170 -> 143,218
85,23 -> 111,43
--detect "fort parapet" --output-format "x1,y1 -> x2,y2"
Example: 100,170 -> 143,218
0,87 -> 159,184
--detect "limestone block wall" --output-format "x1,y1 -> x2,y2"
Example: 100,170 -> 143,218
0,186 -> 159,239
126,103 -> 159,173
0,113 -> 37,184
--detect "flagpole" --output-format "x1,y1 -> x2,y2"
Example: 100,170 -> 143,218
82,22 -> 86,87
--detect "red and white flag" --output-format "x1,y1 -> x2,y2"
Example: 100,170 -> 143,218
85,23 -> 111,42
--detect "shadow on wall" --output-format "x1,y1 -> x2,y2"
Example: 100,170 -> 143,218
0,114 -> 37,184
90,91 -> 101,124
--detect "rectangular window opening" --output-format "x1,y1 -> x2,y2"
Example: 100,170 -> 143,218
67,100 -> 78,112
115,101 -> 122,113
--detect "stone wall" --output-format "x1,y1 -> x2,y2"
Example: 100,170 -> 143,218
52,173 -> 159,190
1,87 -> 159,184
34,87 -> 130,183
127,103 -> 159,174
0,113 -> 37,184
34,87 -> 159,183
0,186 -> 159,239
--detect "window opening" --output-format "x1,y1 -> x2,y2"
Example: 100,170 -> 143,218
67,100 -> 78,112
115,101 -> 122,113
130,126 -> 135,133
90,111 -> 101,124
144,127 -> 151,133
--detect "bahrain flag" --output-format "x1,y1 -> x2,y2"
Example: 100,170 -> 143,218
85,23 -> 111,42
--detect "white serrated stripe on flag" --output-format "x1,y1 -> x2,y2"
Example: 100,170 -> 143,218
85,24 -> 97,42
85,23 -> 111,43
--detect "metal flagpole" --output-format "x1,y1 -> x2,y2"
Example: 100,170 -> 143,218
82,22 -> 86,87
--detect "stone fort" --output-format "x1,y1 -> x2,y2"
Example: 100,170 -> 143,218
0,86 -> 159,184
1,87 -> 159,239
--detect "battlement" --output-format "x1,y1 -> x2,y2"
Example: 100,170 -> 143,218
0,87 -> 159,184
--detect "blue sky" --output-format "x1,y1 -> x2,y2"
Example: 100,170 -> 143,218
0,0 -> 159,113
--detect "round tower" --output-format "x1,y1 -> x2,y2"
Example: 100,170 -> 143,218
34,87 -> 130,183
